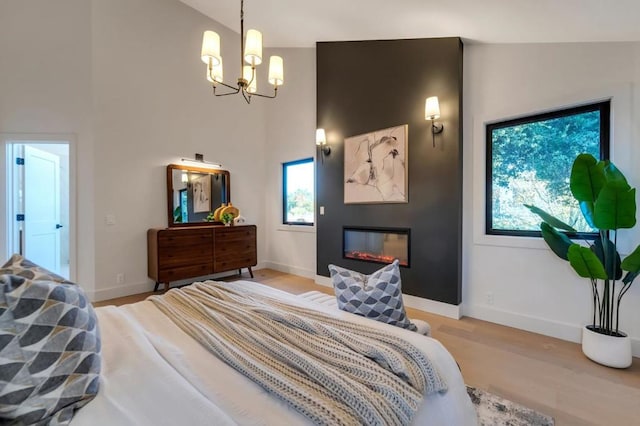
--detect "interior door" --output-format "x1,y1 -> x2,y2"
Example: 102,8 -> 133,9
24,145 -> 61,274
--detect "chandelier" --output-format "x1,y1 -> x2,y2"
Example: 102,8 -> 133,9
200,0 -> 284,104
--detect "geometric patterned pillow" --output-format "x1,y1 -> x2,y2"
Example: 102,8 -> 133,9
0,274 -> 101,425
328,260 -> 417,331
0,254 -> 73,284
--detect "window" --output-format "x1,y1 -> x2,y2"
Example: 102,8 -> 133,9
486,101 -> 610,237
283,158 -> 314,225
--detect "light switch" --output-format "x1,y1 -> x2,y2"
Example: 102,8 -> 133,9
320,206 -> 325,215
105,214 -> 116,225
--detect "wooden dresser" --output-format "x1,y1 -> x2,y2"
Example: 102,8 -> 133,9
147,225 -> 257,291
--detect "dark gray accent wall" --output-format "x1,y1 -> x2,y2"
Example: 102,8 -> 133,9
316,38 -> 463,305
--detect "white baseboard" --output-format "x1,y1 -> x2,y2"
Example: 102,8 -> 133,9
263,261 -> 315,279
314,275 -> 461,319
92,262 -> 268,302
463,303 -> 640,358
403,294 -> 461,319
91,281 -> 152,303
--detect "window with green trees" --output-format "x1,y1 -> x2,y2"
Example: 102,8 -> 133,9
283,158 -> 314,225
486,101 -> 610,236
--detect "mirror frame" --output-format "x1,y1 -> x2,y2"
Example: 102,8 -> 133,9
166,163 -> 231,228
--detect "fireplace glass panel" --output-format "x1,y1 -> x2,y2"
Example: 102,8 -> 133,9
343,228 -> 409,266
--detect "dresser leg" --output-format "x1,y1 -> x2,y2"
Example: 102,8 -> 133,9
164,282 -> 170,292
154,282 -> 160,292
248,267 -> 254,278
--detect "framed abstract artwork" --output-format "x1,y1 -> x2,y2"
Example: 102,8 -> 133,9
192,174 -> 211,213
344,124 -> 408,204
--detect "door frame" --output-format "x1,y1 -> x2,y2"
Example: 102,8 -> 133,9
1,133 -> 77,281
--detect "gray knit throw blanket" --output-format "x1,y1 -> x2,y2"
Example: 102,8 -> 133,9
148,281 -> 447,426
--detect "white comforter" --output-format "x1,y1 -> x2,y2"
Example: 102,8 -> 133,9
72,280 -> 477,425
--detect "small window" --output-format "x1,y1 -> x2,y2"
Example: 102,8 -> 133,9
283,158 -> 314,225
486,101 -> 610,237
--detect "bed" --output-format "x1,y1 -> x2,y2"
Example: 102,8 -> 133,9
69,279 -> 477,426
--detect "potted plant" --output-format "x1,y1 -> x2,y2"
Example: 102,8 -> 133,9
221,212 -> 235,226
525,153 -> 640,368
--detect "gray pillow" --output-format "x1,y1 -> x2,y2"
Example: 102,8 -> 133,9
328,260 -> 417,331
0,273 -> 101,425
0,253 -> 73,284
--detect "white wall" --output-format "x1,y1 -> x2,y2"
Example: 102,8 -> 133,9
263,48 -> 317,278
91,0 -> 268,300
0,0 -> 94,292
1,0 -> 270,300
462,42 -> 640,356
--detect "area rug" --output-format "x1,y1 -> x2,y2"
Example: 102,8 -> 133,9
467,386 -> 555,426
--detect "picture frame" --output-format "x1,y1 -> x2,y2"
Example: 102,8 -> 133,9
192,174 -> 211,213
344,124 -> 408,204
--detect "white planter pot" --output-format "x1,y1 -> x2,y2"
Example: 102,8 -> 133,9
582,326 -> 632,369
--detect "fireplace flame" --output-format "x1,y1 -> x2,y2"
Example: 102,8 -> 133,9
345,251 -> 408,266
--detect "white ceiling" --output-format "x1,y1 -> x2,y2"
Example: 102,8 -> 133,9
181,0 -> 640,47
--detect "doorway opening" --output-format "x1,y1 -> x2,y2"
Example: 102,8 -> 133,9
4,141 -> 71,279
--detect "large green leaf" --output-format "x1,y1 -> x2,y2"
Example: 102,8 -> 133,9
593,182 -> 636,230
592,237 -> 622,280
540,222 -> 573,260
570,154 -> 605,202
603,161 -> 628,185
621,244 -> 640,272
524,205 -> 577,232
579,201 -> 596,229
568,245 -> 608,279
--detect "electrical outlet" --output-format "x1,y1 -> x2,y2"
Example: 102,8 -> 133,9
105,214 -> 116,226
320,206 -> 325,215
116,273 -> 125,284
486,291 -> 494,306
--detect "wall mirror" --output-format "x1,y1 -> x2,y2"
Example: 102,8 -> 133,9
166,163 -> 230,227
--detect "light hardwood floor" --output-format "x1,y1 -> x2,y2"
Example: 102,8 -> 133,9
95,269 -> 640,425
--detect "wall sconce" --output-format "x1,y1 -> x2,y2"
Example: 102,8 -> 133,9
181,153 -> 223,169
425,96 -> 444,147
316,128 -> 331,163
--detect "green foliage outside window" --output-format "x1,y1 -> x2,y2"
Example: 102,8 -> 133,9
488,102 -> 609,235
283,158 -> 314,225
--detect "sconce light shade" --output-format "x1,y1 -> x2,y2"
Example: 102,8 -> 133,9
425,96 -> 441,120
316,128 -> 330,162
425,96 -> 444,147
316,128 -> 327,145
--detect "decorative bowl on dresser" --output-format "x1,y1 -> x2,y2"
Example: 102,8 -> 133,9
147,224 -> 257,292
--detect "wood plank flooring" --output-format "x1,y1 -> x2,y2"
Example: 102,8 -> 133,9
95,269 -> 640,425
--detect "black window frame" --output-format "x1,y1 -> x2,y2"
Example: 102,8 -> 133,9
282,157 -> 314,226
486,100 -> 610,239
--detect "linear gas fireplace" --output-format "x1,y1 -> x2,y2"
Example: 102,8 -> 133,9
343,227 -> 410,267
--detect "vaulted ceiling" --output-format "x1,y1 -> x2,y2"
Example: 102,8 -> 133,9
181,0 -> 640,47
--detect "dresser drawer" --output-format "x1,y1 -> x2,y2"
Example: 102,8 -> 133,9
214,226 -> 256,243
214,255 -> 257,273
158,263 -> 213,282
158,245 -> 213,268
158,230 -> 212,248
215,240 -> 255,257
